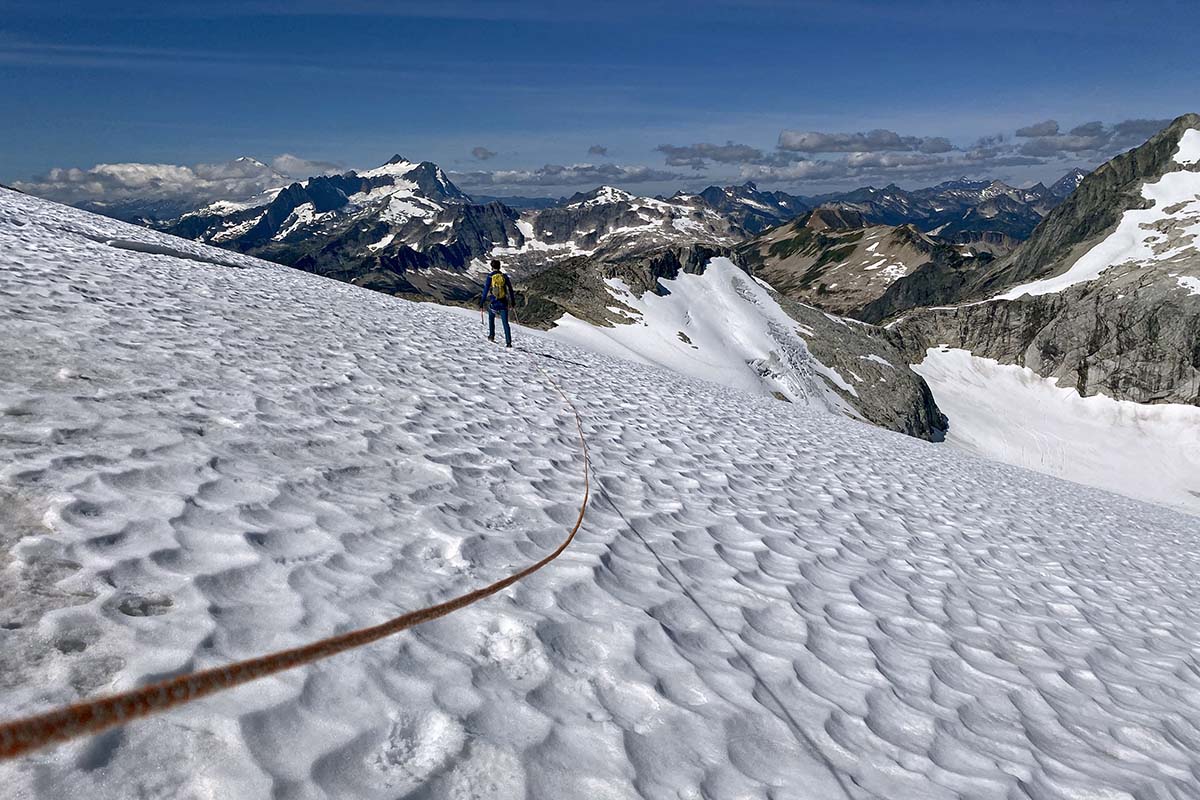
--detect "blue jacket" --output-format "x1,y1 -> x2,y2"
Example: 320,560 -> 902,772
482,272 -> 515,311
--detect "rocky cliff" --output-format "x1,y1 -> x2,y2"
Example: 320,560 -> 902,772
892,114 -> 1200,405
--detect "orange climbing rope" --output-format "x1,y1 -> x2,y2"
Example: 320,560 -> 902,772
0,368 -> 589,761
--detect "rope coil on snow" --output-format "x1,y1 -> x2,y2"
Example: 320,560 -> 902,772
0,367 -> 589,761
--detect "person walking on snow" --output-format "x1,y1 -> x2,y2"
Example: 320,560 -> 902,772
481,258 -> 516,348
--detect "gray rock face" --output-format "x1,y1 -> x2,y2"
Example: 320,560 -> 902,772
514,243 -> 738,330
892,265 -> 1200,405
768,291 -> 947,439
891,114 -> 1200,406
694,182 -> 808,234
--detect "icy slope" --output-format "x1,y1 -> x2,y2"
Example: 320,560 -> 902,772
5,189 -> 1200,799
913,347 -> 1200,515
548,258 -> 857,414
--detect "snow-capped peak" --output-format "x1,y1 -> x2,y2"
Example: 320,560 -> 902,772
358,156 -> 419,180
232,156 -> 271,169
566,185 -> 637,208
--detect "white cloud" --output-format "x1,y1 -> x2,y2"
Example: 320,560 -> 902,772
1015,120 -> 1060,138
655,141 -> 764,169
14,156 -> 305,205
270,153 -> 343,177
14,153 -> 356,206
451,162 -> 681,188
845,151 -> 945,169
739,159 -> 845,181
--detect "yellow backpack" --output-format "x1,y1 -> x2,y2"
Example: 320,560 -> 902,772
490,272 -> 508,301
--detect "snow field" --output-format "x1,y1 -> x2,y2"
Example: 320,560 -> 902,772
913,347 -> 1200,515
4,190 -> 1200,798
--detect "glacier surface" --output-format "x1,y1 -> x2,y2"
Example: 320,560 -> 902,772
3,189 -> 1200,799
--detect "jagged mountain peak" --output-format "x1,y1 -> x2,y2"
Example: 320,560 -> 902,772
692,182 -> 810,234
1048,168 -> 1088,199
359,155 -> 418,178
339,157 -> 470,203
805,205 -> 867,231
402,161 -> 470,202
926,177 -> 975,191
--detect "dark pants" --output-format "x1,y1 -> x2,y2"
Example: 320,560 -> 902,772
488,307 -> 512,346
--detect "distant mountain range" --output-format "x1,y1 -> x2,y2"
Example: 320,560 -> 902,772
93,160 -> 1090,260
805,170 -> 1086,254
121,156 -> 1089,312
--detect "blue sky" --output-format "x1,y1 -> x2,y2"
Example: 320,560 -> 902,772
4,0 -> 1198,200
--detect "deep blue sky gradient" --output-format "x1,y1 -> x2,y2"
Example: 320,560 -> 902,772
4,0 -> 1198,193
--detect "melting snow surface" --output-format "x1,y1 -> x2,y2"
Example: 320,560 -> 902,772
913,347 -> 1200,515
5,190 -> 1200,798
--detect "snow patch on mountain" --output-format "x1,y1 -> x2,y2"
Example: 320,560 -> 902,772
490,217 -> 593,258
995,130 -> 1200,300
195,191 -> 284,217
275,202 -> 321,239
378,194 -> 442,225
1175,127 -> 1200,164
913,347 -> 1200,515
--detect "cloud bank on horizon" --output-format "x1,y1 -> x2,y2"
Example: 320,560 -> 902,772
12,116 -> 1175,206
657,117 -> 1170,189
12,155 -> 342,207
